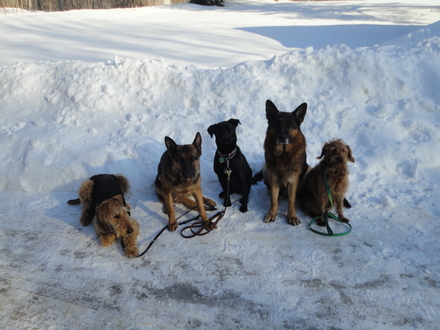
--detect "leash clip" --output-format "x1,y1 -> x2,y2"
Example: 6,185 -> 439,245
224,168 -> 232,181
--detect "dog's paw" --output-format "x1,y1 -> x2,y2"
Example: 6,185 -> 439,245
223,199 -> 232,207
204,198 -> 217,210
340,217 -> 350,223
316,218 -> 326,226
264,213 -> 277,223
124,246 -> 139,258
168,223 -> 178,232
288,216 -> 300,226
239,204 -> 248,213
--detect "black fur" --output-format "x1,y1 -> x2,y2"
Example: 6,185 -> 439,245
208,119 -> 252,212
89,174 -> 127,208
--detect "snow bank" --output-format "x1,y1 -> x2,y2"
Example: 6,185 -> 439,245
2,24 -> 439,204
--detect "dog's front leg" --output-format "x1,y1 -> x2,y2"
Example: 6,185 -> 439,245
163,192 -> 178,231
287,179 -> 300,226
192,188 -> 209,222
335,196 -> 350,223
122,220 -> 140,258
265,182 -> 279,222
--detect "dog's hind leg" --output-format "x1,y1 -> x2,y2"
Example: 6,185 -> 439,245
202,196 -> 217,211
176,196 -> 197,209
78,179 -> 95,226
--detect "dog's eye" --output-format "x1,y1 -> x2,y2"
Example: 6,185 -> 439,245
114,214 -> 121,219
191,155 -> 197,162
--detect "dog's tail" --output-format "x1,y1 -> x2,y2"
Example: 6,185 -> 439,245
67,198 -> 81,205
251,170 -> 263,185
343,198 -> 351,209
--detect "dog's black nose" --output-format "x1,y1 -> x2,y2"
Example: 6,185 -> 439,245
126,227 -> 133,234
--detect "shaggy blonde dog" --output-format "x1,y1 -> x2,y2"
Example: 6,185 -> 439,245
68,174 -> 139,258
301,139 -> 355,226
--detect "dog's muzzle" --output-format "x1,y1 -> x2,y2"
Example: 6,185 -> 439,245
276,137 -> 290,145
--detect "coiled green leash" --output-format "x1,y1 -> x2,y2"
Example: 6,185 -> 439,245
308,170 -> 352,237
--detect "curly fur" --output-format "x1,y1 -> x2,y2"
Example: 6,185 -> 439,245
301,139 -> 355,226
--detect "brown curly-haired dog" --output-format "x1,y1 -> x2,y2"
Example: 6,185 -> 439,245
68,174 -> 140,258
301,139 -> 355,226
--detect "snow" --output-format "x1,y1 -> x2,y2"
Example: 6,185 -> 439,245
1,0 -> 440,328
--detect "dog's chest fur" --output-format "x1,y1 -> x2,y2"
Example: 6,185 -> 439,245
264,131 -> 306,175
325,163 -> 349,194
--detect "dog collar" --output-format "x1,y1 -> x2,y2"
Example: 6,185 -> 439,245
216,148 -> 237,163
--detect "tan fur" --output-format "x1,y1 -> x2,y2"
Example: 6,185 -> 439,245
73,174 -> 140,258
155,133 -> 216,232
301,139 -> 355,225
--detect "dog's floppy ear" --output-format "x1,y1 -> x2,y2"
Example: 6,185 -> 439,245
96,195 -> 123,217
317,142 -> 328,159
192,132 -> 202,155
96,200 -> 111,217
228,118 -> 241,127
207,124 -> 217,138
293,102 -> 307,125
113,194 -> 124,206
266,100 -> 279,121
165,136 -> 177,153
347,145 -> 355,162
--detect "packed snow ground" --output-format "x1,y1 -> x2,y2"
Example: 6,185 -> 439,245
1,0 -> 440,328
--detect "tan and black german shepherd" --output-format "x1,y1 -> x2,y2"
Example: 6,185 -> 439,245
253,100 -> 308,226
155,132 -> 216,232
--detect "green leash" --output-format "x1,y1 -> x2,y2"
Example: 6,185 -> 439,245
308,170 -> 352,237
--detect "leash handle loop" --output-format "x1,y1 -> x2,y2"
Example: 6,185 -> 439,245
308,212 -> 352,237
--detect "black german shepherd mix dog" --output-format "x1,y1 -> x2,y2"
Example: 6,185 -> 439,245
208,119 -> 252,212
155,133 -> 216,232
253,100 -> 308,226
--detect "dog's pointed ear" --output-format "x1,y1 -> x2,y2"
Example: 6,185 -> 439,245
207,124 -> 217,138
347,145 -> 355,162
228,118 -> 241,127
266,100 -> 279,121
165,136 -> 177,153
193,132 -> 202,155
293,102 -> 307,124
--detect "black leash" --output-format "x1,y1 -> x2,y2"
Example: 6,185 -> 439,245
136,208 -> 197,257
180,166 -> 231,239
137,166 -> 232,257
